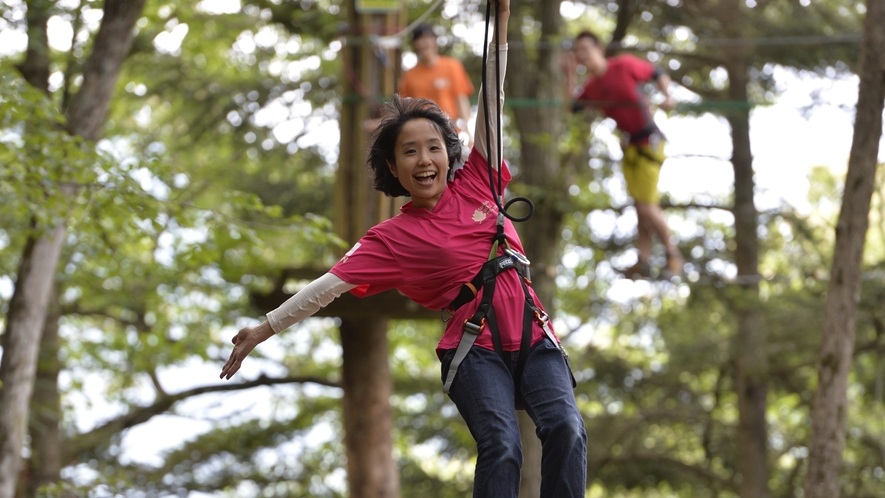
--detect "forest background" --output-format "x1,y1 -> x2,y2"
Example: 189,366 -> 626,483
1,0 -> 884,497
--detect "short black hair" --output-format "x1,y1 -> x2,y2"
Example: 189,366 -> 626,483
412,23 -> 436,43
367,95 -> 462,198
575,30 -> 601,45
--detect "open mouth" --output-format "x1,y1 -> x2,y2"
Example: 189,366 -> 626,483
414,171 -> 437,185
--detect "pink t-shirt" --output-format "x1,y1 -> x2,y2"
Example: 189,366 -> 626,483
329,148 -> 552,355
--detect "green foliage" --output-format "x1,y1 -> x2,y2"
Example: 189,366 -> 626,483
0,65 -> 100,232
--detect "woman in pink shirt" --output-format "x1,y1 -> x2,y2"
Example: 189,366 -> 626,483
221,2 -> 586,496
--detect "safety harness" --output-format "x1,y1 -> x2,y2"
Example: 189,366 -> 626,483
441,218 -> 569,401
440,1 -> 574,405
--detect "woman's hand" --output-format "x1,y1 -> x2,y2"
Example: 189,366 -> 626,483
492,0 -> 510,45
220,321 -> 275,380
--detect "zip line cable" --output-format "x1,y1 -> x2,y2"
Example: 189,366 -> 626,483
603,268 -> 885,287
611,33 -> 862,49
341,92 -> 856,112
339,4 -> 859,113
350,32 -> 862,49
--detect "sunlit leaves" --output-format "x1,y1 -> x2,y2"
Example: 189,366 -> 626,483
0,66 -> 99,230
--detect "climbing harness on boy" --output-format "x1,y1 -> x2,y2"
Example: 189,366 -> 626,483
441,1 -> 574,405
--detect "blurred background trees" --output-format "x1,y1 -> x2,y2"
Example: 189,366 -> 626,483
0,0 -> 883,497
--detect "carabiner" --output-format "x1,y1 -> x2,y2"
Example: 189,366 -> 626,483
505,247 -> 531,267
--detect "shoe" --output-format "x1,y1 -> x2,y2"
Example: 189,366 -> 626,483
661,256 -> 684,279
621,260 -> 651,280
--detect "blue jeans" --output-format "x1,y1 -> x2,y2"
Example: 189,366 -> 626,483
441,337 -> 587,497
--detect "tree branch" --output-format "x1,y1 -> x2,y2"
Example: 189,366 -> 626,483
607,0 -> 637,57
61,1 -> 85,112
595,200 -> 732,215
62,374 -> 339,464
17,0 -> 51,92
608,450 -> 738,489
61,305 -> 150,332
65,0 -> 148,141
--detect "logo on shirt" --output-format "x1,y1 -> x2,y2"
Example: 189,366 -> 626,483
472,200 -> 496,223
434,77 -> 451,89
339,242 -> 361,263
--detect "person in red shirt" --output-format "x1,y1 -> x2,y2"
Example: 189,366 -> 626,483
566,30 -> 683,279
399,23 -> 475,145
221,3 -> 586,496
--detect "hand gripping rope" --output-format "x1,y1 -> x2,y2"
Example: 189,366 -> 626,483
442,1 -> 574,405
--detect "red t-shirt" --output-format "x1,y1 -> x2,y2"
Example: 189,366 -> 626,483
576,54 -> 657,139
330,148 -> 552,355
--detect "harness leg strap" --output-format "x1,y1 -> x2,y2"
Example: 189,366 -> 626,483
509,299 -> 534,409
537,310 -> 577,388
443,319 -> 484,394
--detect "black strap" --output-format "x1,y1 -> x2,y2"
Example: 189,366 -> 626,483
485,301 -> 505,359
633,142 -> 665,166
513,275 -> 537,393
512,299 -> 533,396
627,124 -> 660,144
448,255 -> 524,312
449,252 -> 538,409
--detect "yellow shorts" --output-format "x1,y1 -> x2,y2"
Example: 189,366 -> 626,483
622,140 -> 666,204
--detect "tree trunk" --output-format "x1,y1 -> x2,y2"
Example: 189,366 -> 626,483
717,1 -> 770,496
0,2 -> 52,495
508,2 -> 567,496
804,1 -> 885,496
340,319 -> 399,498
726,63 -> 771,498
335,4 -> 403,497
0,2 -> 146,496
25,287 -> 62,498
0,231 -> 65,498
725,89 -> 770,498
517,411 -> 542,496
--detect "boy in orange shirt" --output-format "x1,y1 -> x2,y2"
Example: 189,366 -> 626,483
399,24 -> 475,145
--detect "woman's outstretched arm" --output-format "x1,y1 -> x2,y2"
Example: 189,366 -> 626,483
220,272 -> 356,379
473,0 -> 509,170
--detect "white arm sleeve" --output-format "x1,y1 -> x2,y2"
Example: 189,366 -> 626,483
266,272 -> 357,334
473,43 -> 508,169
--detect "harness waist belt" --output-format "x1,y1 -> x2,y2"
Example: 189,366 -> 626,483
628,124 -> 660,144
448,255 -> 529,312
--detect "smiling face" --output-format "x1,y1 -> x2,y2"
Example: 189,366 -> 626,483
388,118 -> 450,210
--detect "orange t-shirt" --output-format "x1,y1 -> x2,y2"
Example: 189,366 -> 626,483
399,55 -> 475,125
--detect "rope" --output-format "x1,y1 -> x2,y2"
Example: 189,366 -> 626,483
371,0 -> 445,50
481,0 -> 533,224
